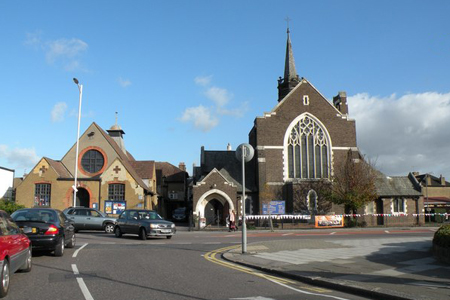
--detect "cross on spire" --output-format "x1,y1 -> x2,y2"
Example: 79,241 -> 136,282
285,16 -> 291,33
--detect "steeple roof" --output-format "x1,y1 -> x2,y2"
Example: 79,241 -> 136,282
277,27 -> 300,102
284,28 -> 298,82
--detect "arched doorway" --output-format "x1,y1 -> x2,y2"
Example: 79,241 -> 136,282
75,188 -> 90,207
204,199 -> 230,226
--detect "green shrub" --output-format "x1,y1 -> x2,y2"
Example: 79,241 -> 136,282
0,199 -> 25,215
433,224 -> 450,248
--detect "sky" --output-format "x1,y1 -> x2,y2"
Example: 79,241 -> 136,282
1,1 -> 450,179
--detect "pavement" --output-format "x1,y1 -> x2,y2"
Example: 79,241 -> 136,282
222,229 -> 450,300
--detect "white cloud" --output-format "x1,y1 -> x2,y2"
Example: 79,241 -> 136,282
205,86 -> 232,108
118,77 -> 132,88
51,102 -> 68,122
25,32 -> 88,71
180,105 -> 219,132
0,145 -> 40,171
348,92 -> 450,176
217,101 -> 249,117
194,75 -> 212,86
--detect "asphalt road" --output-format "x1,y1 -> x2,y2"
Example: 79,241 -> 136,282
6,228 -> 435,300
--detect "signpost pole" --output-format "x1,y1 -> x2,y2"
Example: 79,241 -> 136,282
241,146 -> 247,253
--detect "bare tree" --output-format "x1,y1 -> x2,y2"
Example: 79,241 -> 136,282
323,150 -> 378,225
259,183 -> 282,232
292,180 -> 332,214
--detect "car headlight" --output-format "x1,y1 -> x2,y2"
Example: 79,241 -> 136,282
150,224 -> 158,229
171,223 -> 175,228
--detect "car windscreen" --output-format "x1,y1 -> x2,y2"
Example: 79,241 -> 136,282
137,211 -> 163,220
11,209 -> 57,223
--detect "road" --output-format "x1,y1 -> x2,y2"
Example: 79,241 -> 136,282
6,227 -> 435,300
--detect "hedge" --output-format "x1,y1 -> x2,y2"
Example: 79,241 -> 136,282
433,224 -> 450,248
0,199 -> 25,215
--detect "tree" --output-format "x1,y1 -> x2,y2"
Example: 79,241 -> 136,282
323,150 -> 377,225
292,180 -> 332,215
0,199 -> 25,215
259,183 -> 282,232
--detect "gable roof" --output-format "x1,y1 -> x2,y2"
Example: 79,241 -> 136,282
375,175 -> 421,197
129,161 -> 155,180
155,162 -> 186,182
198,150 -> 257,193
270,78 -> 343,117
45,157 -> 72,178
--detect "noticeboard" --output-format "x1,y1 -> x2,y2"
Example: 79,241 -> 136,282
104,200 -> 126,215
262,201 -> 286,215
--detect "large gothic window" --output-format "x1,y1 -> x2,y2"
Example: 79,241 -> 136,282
286,115 -> 329,179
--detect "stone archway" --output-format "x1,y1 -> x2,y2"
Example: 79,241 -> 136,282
76,188 -> 90,207
195,189 -> 235,227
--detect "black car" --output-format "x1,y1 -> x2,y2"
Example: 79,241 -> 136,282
11,208 -> 76,257
63,207 -> 117,233
114,209 -> 176,240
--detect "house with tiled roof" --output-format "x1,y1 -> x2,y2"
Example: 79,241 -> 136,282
15,122 -> 158,213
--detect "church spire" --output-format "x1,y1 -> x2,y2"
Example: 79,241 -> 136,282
278,19 -> 300,102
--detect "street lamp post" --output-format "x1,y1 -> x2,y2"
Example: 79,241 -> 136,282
73,78 -> 83,207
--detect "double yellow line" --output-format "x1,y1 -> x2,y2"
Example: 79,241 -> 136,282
204,245 -> 301,286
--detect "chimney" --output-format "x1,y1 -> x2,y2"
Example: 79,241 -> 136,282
178,162 -> 186,172
426,175 -> 432,186
440,175 -> 446,186
333,91 -> 348,115
227,143 -> 232,151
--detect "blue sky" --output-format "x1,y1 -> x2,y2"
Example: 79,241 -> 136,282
1,1 -> 450,178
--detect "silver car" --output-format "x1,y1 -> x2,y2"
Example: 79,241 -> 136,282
63,207 -> 116,233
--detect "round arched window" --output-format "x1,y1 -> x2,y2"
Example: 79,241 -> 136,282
81,149 -> 104,174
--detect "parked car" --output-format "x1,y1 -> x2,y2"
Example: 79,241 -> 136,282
172,207 -> 187,221
63,207 -> 116,233
0,210 -> 32,298
11,208 -> 76,257
114,209 -> 176,240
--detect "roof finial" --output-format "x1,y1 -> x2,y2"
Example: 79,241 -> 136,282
115,111 -> 118,126
285,16 -> 291,34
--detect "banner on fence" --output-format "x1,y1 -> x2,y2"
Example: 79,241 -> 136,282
315,215 -> 344,228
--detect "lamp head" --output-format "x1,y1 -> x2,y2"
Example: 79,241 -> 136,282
73,78 -> 79,84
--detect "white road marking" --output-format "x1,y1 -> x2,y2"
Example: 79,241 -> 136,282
72,263 -> 94,300
282,233 -> 293,236
73,243 -> 89,258
76,277 -> 94,300
385,230 -> 390,234
330,232 -> 336,235
71,264 -> 79,275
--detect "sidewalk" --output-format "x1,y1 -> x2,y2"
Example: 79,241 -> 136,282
222,232 -> 450,300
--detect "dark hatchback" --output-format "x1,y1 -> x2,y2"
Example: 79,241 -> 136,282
114,209 -> 176,240
11,208 -> 76,257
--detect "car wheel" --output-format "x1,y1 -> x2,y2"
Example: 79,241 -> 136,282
166,235 -> 172,239
114,226 -> 122,238
139,228 -> 147,240
54,237 -> 64,257
104,223 -> 114,234
20,248 -> 32,272
0,259 -> 10,298
67,234 -> 76,248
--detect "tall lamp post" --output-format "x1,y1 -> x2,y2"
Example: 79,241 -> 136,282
73,78 -> 83,207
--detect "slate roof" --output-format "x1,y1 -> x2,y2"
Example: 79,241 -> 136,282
375,175 -> 421,197
199,150 -> 257,193
45,157 -> 72,178
155,162 -> 187,183
129,161 -> 155,180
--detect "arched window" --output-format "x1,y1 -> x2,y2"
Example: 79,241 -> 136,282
286,115 -> 330,179
307,190 -> 317,211
81,149 -> 105,174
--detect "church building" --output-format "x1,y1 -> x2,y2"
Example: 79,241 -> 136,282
15,122 -> 159,213
192,27 -> 425,227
